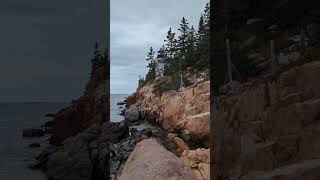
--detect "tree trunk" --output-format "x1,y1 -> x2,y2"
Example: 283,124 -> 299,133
226,38 -> 233,82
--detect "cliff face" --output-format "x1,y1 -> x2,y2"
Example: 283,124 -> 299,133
129,78 -> 210,146
213,60 -> 320,179
124,78 -> 211,179
51,62 -> 108,144
38,59 -> 110,180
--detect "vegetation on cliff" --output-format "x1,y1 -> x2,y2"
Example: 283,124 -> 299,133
51,42 -> 109,144
140,3 -> 210,88
213,0 -> 320,94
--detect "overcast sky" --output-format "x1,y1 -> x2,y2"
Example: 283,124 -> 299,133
110,0 -> 209,94
0,0 -> 108,102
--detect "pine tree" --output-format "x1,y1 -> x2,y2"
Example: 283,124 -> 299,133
186,26 -> 196,69
145,47 -> 156,81
177,17 -> 190,59
146,46 -> 155,62
164,28 -> 177,59
176,17 -> 190,87
198,15 -> 206,43
92,41 -> 101,63
203,3 -> 210,31
194,3 -> 210,74
90,41 -> 102,79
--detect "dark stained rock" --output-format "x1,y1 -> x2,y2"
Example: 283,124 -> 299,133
29,143 -> 41,148
22,128 -> 44,137
110,122 -> 129,143
44,128 -> 53,134
45,113 -> 56,117
117,101 -> 125,105
44,120 -> 54,128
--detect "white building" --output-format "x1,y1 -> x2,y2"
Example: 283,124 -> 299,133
155,48 -> 167,78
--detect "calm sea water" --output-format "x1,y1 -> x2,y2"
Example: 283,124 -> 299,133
0,102 -> 67,180
111,94 -> 129,122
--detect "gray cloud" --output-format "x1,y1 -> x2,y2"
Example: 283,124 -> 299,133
0,0 -> 109,102
110,0 -> 209,94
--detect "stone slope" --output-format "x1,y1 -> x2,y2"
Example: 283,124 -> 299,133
34,57 -> 110,180
213,60 -> 320,180
124,78 -> 211,179
128,79 -> 210,146
51,61 -> 108,144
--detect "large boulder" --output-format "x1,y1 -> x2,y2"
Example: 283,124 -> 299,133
118,139 -> 196,180
124,103 -> 140,121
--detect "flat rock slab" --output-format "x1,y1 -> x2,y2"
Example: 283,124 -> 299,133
119,138 -> 197,180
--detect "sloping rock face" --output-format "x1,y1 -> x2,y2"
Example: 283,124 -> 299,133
128,79 -> 210,146
37,58 -> 110,180
51,63 -> 108,144
213,61 -> 320,180
118,138 -> 197,180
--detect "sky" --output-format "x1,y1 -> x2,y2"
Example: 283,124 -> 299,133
0,0 -> 109,102
110,0 -> 209,94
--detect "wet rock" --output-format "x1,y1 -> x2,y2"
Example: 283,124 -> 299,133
32,146 -> 57,169
120,109 -> 125,115
129,128 -> 138,136
22,128 -> 44,137
45,113 -> 56,117
29,143 -> 41,148
44,128 -> 53,134
44,120 -> 54,127
117,101 -> 126,105
110,122 -> 129,142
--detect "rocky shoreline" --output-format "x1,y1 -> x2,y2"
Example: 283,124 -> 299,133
110,78 -> 211,180
24,72 -> 210,180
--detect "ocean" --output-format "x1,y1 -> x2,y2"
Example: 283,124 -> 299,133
110,94 -> 129,122
0,102 -> 67,180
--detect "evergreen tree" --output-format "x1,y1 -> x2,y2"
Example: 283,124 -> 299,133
186,26 -> 197,69
92,41 -> 102,63
194,3 -> 210,74
176,17 -> 190,87
198,15 -> 206,43
145,47 -> 156,81
177,17 -> 190,60
146,46 -> 155,62
90,41 -> 102,79
164,28 -> 177,59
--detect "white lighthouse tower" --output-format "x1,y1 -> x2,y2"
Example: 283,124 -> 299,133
155,47 -> 167,78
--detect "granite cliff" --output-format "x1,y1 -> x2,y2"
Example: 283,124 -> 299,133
122,78 -> 211,180
213,0 -> 320,178
33,51 -> 110,180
